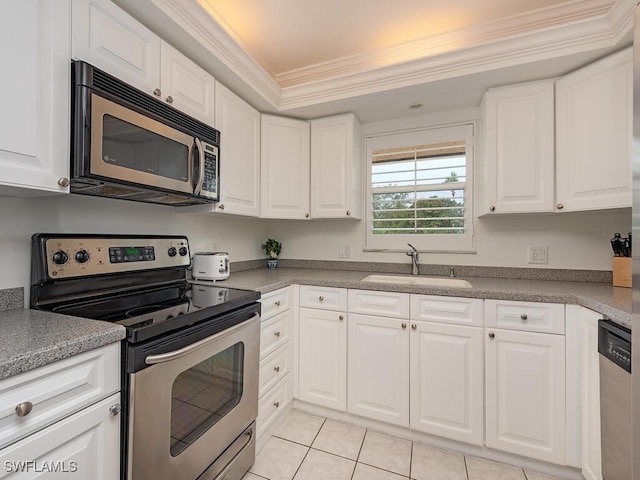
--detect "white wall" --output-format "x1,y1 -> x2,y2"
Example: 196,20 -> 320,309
0,194 -> 267,299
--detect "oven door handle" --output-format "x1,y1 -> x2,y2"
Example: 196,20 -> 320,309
212,428 -> 254,480
144,313 -> 259,365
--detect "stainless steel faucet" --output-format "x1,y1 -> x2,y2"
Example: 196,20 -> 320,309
406,243 -> 419,275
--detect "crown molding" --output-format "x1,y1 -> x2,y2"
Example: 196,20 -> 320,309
120,0 -> 634,113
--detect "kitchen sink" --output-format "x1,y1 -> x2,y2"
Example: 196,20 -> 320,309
361,274 -> 472,288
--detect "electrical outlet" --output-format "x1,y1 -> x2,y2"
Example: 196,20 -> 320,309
528,246 -> 548,265
338,244 -> 351,259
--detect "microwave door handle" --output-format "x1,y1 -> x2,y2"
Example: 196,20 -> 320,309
193,137 -> 205,195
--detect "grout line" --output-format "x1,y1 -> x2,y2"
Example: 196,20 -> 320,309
463,454 -> 471,480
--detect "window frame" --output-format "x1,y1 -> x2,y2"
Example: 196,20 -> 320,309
364,122 -> 475,252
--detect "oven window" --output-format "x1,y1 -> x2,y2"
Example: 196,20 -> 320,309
102,115 -> 189,181
170,342 -> 244,456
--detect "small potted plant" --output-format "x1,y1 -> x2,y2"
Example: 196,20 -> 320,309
262,238 -> 282,268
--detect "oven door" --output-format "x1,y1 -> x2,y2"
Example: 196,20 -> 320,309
89,93 -> 198,196
127,312 -> 259,480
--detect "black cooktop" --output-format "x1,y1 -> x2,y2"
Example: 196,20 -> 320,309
50,282 -> 260,343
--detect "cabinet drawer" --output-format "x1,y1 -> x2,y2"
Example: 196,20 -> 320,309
348,289 -> 409,319
411,295 -> 483,326
259,343 -> 291,396
0,343 -> 120,449
257,373 -> 291,438
260,287 -> 293,320
260,309 -> 292,359
299,285 -> 347,311
485,299 -> 564,334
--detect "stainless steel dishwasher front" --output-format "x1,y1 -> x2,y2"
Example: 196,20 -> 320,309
598,319 -> 632,480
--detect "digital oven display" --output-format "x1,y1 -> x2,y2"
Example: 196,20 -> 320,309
109,246 -> 155,263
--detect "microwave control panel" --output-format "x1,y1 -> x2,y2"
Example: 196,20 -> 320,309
201,142 -> 218,196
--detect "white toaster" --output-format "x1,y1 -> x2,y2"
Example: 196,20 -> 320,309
192,252 -> 230,280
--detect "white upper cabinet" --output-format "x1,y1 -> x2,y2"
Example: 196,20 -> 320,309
481,80 -> 555,214
212,82 -> 260,216
556,47 -> 632,212
260,114 -> 311,219
72,0 -> 215,125
310,113 -> 362,219
160,42 -> 215,125
0,0 -> 71,196
72,0 -> 161,93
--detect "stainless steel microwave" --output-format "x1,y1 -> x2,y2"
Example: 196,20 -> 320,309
71,60 -> 219,206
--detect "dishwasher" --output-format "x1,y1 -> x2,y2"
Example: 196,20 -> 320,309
598,319 -> 632,480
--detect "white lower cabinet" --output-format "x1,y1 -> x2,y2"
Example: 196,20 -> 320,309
348,313 -> 409,426
410,321 -> 484,445
485,327 -> 566,464
0,343 -> 121,479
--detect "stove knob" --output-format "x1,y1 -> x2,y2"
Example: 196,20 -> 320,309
168,247 -> 177,257
179,247 -> 188,257
52,250 -> 68,265
75,249 -> 90,264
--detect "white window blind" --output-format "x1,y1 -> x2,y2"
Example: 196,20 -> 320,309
365,124 -> 474,251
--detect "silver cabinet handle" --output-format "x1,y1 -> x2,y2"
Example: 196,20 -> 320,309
489,332 -> 495,339
274,366 -> 280,372
218,203 -> 225,210
411,323 -> 417,330
109,404 -> 121,416
346,210 -> 351,216
490,205 -> 496,212
273,401 -> 280,408
275,300 -> 281,307
274,331 -> 281,337
305,213 -> 310,218
15,402 -> 33,417
401,322 -> 407,329
520,314 -> 528,321
556,203 -> 564,210
57,177 -> 69,187
319,296 -> 324,302
153,88 -> 161,97
339,315 -> 344,321
145,313 -> 259,364
166,95 -> 174,104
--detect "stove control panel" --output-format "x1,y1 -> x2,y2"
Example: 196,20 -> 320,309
38,236 -> 190,280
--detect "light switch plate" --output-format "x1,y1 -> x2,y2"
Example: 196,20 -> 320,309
528,246 -> 548,264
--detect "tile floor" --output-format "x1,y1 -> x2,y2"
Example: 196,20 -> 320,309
243,410 -> 568,480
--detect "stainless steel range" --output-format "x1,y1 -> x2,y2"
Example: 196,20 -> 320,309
30,234 -> 260,480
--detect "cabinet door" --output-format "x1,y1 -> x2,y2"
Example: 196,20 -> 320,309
72,0 -> 161,94
556,48 -> 632,211
410,322 -> 483,445
347,314 -> 409,426
481,80 -> 555,214
0,393 -> 121,480
581,309 -> 602,480
213,82 -> 260,216
160,41 -> 215,125
485,328 -> 566,464
310,113 -> 362,219
298,308 -> 346,411
260,115 -> 310,219
0,0 -> 70,196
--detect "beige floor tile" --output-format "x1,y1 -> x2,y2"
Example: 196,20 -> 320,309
242,473 -> 267,480
293,449 -> 355,480
411,443 -> 467,480
274,410 -> 325,446
311,419 -> 366,460
353,462 -> 409,480
358,430 -> 412,477
465,456 -> 526,480
250,437 -> 309,480
524,470 -> 566,480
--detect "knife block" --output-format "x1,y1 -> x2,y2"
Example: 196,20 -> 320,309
613,257 -> 632,288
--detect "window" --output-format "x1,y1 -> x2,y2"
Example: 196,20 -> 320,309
365,123 -> 474,251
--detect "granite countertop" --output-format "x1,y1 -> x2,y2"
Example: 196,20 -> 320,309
0,309 -> 125,380
217,268 -> 633,329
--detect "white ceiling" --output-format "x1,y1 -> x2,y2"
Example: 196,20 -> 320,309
117,0 -> 634,122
